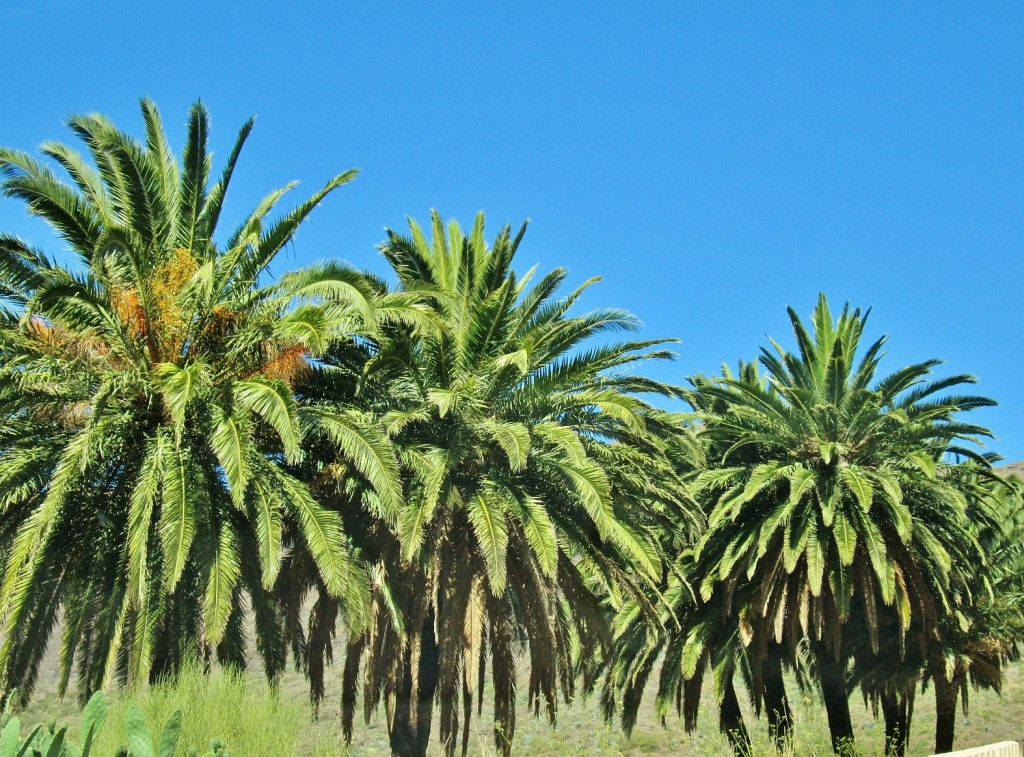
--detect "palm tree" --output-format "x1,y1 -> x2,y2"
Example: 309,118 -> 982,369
0,99 -> 393,700
256,275 -> 436,717
849,465 -> 1024,757
602,363 -> 802,757
848,613 -> 922,757
315,211 -> 696,756
920,465 -> 1024,754
602,550 -> 763,757
688,294 -> 994,752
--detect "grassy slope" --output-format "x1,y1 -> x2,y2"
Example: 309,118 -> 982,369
327,664 -> 1024,757
19,631 -> 1024,756
1000,461 -> 1024,481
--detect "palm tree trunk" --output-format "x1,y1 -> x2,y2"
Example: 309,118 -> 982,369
436,559 -> 473,756
933,673 -> 958,754
491,596 -> 517,757
817,650 -> 854,753
389,609 -> 439,757
763,651 -> 793,751
341,636 -> 365,743
415,614 -> 440,756
720,675 -> 752,757
881,689 -> 910,757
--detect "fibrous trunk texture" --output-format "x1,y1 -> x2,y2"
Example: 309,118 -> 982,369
817,650 -> 854,753
389,610 -> 439,757
933,673 -> 958,754
881,689 -> 911,757
720,675 -> 752,757
763,651 -> 793,752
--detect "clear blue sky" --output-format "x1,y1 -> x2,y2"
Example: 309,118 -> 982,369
2,2 -> 1021,461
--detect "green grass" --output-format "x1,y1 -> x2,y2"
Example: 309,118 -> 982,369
13,635 -> 1024,756
12,661 -> 334,756
92,663 -> 333,756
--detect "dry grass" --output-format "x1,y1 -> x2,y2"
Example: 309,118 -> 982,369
325,663 -> 1024,757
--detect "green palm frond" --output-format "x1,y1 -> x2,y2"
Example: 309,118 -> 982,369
204,520 -> 241,645
159,446 -> 199,590
235,378 -> 303,462
467,488 -> 510,594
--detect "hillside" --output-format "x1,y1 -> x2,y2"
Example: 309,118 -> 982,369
1000,461 -> 1024,480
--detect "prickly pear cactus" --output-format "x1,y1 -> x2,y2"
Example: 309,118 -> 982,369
120,703 -> 187,757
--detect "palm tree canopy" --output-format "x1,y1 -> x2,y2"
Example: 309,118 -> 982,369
0,99 -> 390,697
377,211 -> 695,582
690,294 -> 995,655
